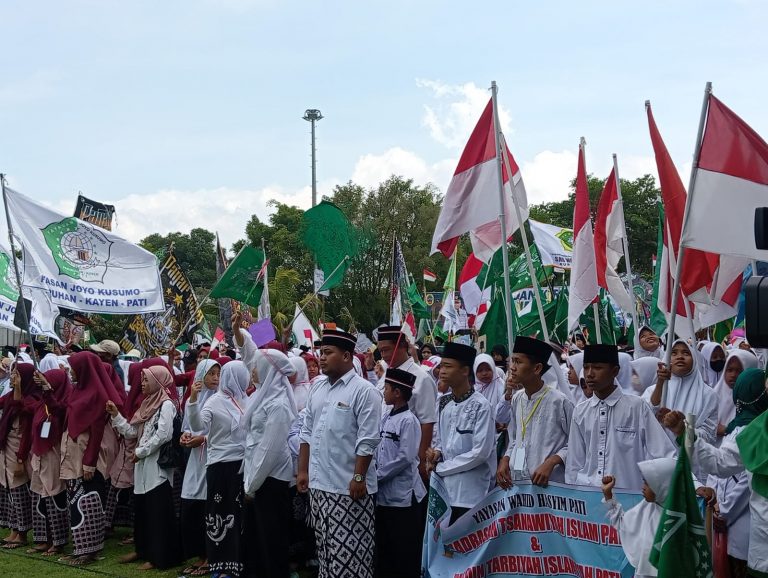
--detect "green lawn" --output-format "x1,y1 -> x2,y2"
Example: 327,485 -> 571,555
1,527 -> 189,578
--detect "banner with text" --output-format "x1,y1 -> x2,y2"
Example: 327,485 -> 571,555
6,187 -> 163,314
74,194 -> 116,231
423,476 -> 641,578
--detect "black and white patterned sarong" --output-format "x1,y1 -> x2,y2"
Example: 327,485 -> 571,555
32,491 -> 69,547
309,489 -> 375,578
104,483 -> 134,529
0,485 -> 10,528
8,483 -> 33,532
205,460 -> 244,578
67,477 -> 106,556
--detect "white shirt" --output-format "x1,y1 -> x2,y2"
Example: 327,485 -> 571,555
707,427 -> 751,561
299,368 -> 382,495
604,499 -> 660,578
434,390 -> 495,508
111,400 -> 175,495
181,443 -> 209,500
378,357 -> 437,425
243,396 -> 294,496
187,395 -> 245,465
566,387 -> 676,491
503,385 -> 573,482
693,433 -> 768,572
375,406 -> 426,507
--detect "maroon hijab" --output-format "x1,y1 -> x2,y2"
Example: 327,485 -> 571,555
67,351 -> 125,440
31,369 -> 71,456
103,362 -> 127,403
0,364 -> 41,449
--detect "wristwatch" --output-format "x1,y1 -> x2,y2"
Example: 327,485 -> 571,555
353,473 -> 364,483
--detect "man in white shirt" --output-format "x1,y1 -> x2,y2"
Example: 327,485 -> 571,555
298,329 -> 382,578
427,342 -> 495,524
497,336 -> 574,488
375,326 -> 437,485
565,344 -> 676,491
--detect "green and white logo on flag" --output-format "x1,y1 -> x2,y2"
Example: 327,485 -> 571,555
0,253 -> 19,301
41,217 -> 113,282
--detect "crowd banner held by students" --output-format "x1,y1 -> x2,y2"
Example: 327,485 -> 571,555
423,476 -> 641,578
121,247 -> 204,356
5,186 -> 164,315
73,194 -> 115,231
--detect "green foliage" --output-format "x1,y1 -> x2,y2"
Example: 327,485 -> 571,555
140,228 -> 217,289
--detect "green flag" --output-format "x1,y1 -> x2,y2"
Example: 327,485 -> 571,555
478,243 -> 550,293
578,291 -> 616,345
478,288 -> 508,349
301,201 -> 358,291
515,290 -> 559,340
551,288 -> 570,344
650,436 -> 713,578
443,250 -> 457,291
209,245 -> 267,308
650,202 -> 668,336
406,282 -> 431,319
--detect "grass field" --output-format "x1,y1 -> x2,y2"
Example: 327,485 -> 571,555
0,527 -> 182,578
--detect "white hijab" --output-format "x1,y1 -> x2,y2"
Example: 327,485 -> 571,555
38,353 -> 61,373
473,353 -> 504,409
712,349 -> 758,426
634,325 -> 663,360
288,356 -> 310,412
616,352 -> 635,395
543,352 -> 574,402
646,339 -> 714,417
243,348 -> 297,426
183,359 -> 220,432
617,457 -> 677,576
631,357 -> 659,395
699,341 -> 726,386
208,360 -> 250,442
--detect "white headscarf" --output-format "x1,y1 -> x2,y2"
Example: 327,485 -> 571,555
352,356 -> 363,377
473,353 -> 504,409
616,352 -> 635,394
631,357 -> 659,394
543,352 -> 574,402
183,359 -> 220,431
699,341 -> 726,386
209,360 -> 250,441
38,353 -> 61,373
288,356 -> 310,412
712,349 -> 758,426
614,457 -> 677,577
646,339 -> 714,417
243,349 -> 297,427
566,352 -> 585,402
634,325 -> 663,360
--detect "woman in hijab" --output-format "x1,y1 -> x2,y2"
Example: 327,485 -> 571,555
646,340 -> 718,482
712,350 -> 758,438
242,349 -> 296,577
180,359 -> 220,577
302,353 -> 320,382
28,368 -> 71,556
634,326 -> 664,360
473,354 -> 504,410
0,364 -> 40,549
631,357 -> 660,396
616,352 -> 636,395
59,351 -> 124,566
187,360 -> 249,578
287,356 -> 310,412
665,368 -> 768,577
107,365 -> 181,571
700,341 -> 727,387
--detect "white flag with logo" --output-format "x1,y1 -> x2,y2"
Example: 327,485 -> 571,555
5,187 -> 163,314
529,220 -> 573,269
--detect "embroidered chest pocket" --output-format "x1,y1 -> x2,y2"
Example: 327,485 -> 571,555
456,402 -> 480,434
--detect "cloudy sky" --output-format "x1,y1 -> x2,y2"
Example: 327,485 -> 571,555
2,0 -> 767,250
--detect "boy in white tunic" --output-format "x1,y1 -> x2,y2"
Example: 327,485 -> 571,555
426,343 -> 495,524
497,336 -> 574,488
566,344 -> 676,491
375,367 -> 426,578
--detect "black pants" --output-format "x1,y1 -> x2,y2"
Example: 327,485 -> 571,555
243,477 -> 290,578
181,498 -> 207,560
134,481 -> 181,569
376,497 -> 423,578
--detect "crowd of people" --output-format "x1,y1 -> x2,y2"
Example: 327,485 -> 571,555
0,317 -> 766,578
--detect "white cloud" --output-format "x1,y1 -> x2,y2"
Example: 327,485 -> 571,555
416,79 -> 512,149
351,147 -> 455,191
520,150 -> 578,204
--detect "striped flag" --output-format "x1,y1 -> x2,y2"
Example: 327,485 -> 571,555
423,268 -> 437,283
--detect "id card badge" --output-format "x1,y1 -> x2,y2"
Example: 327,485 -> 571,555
40,421 -> 51,439
512,444 -> 526,472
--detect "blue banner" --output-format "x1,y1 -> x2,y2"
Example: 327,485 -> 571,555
423,476 -> 642,578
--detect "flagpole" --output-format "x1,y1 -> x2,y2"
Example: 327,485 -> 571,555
657,82 -> 712,374
683,296 -> 698,349
490,82 -> 517,354
287,255 -> 350,332
1,175 -> 39,368
500,133 -> 550,342
613,154 -> 641,350
592,302 -> 603,344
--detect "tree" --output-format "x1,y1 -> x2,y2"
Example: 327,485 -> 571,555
140,228 -> 217,289
529,174 -> 660,278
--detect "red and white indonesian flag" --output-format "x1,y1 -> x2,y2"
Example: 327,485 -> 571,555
458,252 -> 490,326
593,168 -> 634,313
683,94 -> 768,262
567,144 -> 599,332
431,99 -> 528,263
423,268 -> 437,283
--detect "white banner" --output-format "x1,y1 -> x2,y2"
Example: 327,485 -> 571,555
6,187 -> 164,314
291,303 -> 319,348
529,219 -> 573,269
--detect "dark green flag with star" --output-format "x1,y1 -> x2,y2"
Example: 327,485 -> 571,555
650,435 -> 712,578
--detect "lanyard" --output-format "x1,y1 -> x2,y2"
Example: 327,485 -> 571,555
520,387 -> 549,440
